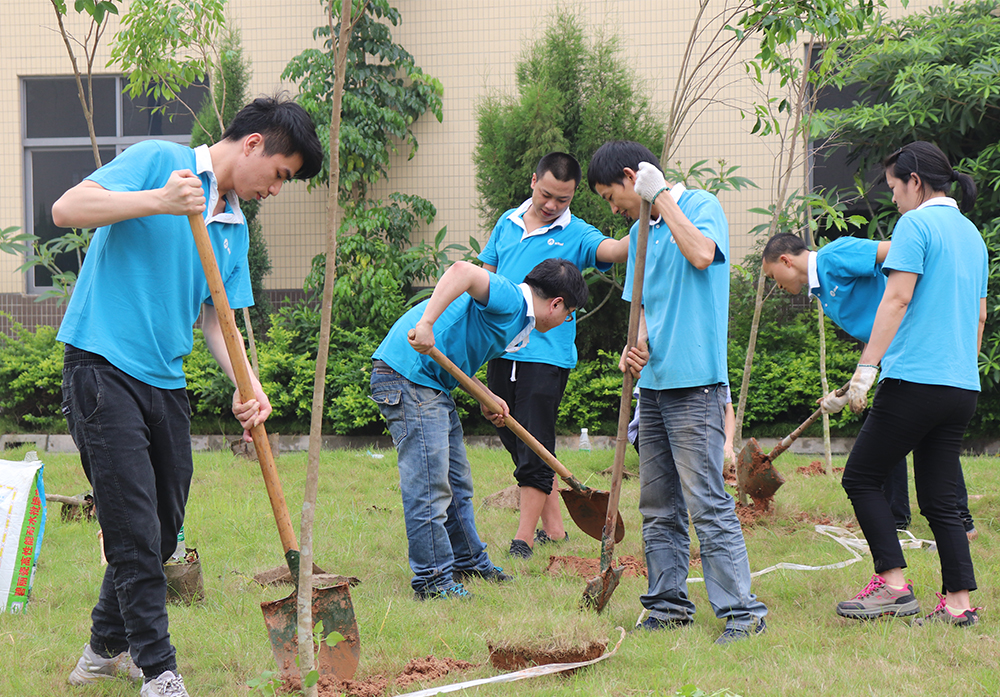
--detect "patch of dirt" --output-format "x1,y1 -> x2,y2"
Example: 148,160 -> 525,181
734,501 -> 773,527
600,465 -> 639,480
487,641 -> 606,672
797,460 -> 827,476
252,565 -> 361,588
723,460 -> 737,487
689,547 -> 701,568
833,466 -> 845,473
281,656 -> 476,697
794,511 -> 832,526
483,484 -> 520,510
545,554 -> 647,579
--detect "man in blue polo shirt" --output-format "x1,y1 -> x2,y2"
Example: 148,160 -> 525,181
479,152 -> 629,558
371,258 -> 591,600
52,97 -> 323,697
588,140 -> 767,645
761,233 -> 977,537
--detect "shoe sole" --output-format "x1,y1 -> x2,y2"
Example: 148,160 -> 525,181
836,599 -> 921,619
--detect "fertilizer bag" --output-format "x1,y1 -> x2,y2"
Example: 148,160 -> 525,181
0,453 -> 45,613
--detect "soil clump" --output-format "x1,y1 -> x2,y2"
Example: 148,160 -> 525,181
487,641 -> 606,672
280,656 -> 475,697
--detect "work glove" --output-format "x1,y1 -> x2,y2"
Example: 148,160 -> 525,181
846,364 -> 879,414
819,388 -> 849,415
633,161 -> 669,203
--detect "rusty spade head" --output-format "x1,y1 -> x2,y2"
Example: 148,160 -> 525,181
736,437 -> 786,502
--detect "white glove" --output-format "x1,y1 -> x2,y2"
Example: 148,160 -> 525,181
633,161 -> 668,203
819,389 -> 849,415
847,364 -> 879,414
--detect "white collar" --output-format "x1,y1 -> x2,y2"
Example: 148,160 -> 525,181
914,196 -> 958,211
507,199 -> 572,241
194,144 -> 245,226
504,283 -> 537,353
807,250 -> 820,299
650,182 -> 686,226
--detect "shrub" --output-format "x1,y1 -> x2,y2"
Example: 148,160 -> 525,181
0,318 -> 64,430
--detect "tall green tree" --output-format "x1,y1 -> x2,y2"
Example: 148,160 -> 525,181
474,9 -> 666,359
814,0 -> 1000,433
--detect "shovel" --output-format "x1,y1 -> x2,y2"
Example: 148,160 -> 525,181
427,347 -> 624,543
737,380 -> 850,507
582,199 -> 650,613
187,214 -> 360,681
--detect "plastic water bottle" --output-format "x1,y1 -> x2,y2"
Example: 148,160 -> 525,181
169,526 -> 186,562
579,428 -> 591,452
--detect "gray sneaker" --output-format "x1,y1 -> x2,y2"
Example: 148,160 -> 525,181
68,644 -> 142,685
913,593 -> 980,627
140,670 -> 189,697
836,574 -> 920,619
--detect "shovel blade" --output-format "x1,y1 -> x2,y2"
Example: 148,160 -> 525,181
560,489 -> 625,543
261,581 -> 360,682
736,437 -> 785,500
581,565 -> 624,613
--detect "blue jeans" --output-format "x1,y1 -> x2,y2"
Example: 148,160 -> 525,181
62,346 -> 190,677
637,384 -> 767,629
370,363 -> 493,593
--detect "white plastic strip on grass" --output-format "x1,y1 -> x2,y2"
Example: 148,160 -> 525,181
687,524 -> 935,584
395,626 -> 627,697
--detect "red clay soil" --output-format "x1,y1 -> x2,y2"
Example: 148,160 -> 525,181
797,460 -> 827,476
734,500 -> 773,527
487,641 -> 606,672
280,656 -> 476,697
545,554 -> 648,579
793,511 -> 833,526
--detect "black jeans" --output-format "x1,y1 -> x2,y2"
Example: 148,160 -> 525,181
842,379 -> 977,593
62,346 -> 192,676
486,358 -> 569,493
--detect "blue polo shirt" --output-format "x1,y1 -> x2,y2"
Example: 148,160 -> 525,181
623,188 -> 729,390
880,199 -> 987,391
811,237 -> 886,343
479,200 -> 612,368
57,140 -> 252,389
373,272 -> 532,392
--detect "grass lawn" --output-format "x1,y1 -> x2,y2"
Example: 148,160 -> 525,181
3,443 -> 998,696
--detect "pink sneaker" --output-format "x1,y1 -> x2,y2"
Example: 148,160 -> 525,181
836,574 -> 920,619
913,593 -> 980,627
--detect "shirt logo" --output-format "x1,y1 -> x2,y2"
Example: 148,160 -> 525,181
829,285 -> 838,297
547,238 -> 564,247
224,238 -> 231,255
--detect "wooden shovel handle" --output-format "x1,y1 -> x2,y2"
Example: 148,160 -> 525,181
188,214 -> 298,555
427,347 -> 576,482
769,380 -> 852,460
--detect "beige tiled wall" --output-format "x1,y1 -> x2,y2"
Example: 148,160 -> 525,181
1,0 -> 935,299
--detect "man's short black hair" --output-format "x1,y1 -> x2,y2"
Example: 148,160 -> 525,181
762,233 -> 808,263
587,140 -> 662,192
222,95 -> 323,180
536,152 -> 582,187
523,258 -> 588,310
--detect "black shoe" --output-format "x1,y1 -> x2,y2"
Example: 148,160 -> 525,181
453,564 -> 512,583
715,618 -> 767,645
508,539 -> 533,559
534,529 -> 570,545
635,615 -> 692,631
413,582 -> 472,601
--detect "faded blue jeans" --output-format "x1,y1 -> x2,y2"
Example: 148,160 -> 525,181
638,384 -> 767,630
370,362 -> 494,593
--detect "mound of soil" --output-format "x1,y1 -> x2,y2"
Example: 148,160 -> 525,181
487,641 -> 606,672
545,554 -> 648,579
483,484 -> 520,510
281,656 -> 475,697
797,460 -> 827,476
794,511 -> 832,526
734,501 -> 773,527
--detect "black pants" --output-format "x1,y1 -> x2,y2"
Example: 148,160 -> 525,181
842,379 -> 977,593
486,358 -> 569,493
62,346 -> 192,677
882,457 -> 975,531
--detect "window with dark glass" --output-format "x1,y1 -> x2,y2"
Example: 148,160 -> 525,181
22,77 -> 208,292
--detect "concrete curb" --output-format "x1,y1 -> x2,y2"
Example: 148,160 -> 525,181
5,433 -> 1000,456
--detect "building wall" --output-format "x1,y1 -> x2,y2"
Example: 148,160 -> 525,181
0,1 -> 934,317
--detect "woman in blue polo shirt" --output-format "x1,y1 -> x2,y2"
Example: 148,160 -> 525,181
823,141 -> 987,627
